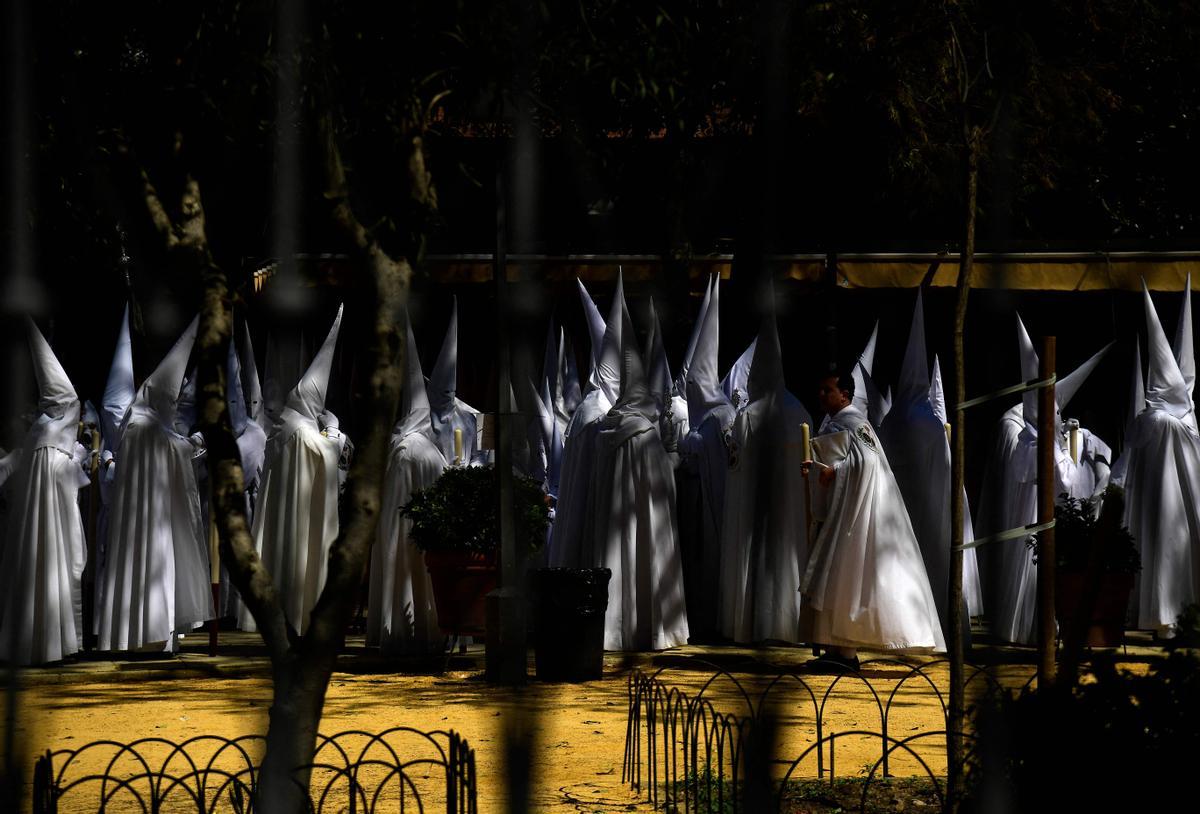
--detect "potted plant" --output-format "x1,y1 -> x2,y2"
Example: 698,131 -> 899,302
401,465 -> 549,636
1030,485 -> 1140,647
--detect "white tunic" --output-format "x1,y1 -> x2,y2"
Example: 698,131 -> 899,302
0,325 -> 89,665
718,389 -> 809,643
987,413 -> 1111,644
591,408 -> 689,651
367,432 -> 446,654
97,405 -> 213,650
239,408 -> 342,634
801,405 -> 946,652
1124,408 -> 1200,630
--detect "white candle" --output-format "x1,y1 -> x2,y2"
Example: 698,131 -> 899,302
801,422 -> 811,462
944,422 -> 952,447
454,427 -> 464,464
1069,427 -> 1080,464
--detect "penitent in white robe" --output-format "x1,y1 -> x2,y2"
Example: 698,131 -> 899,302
1123,282 -> 1200,632
878,295 -> 982,634
679,276 -> 735,639
718,311 -> 810,643
984,315 -> 1113,645
548,274 -> 626,568
97,317 -> 213,651
802,405 -> 946,652
589,303 -> 689,651
240,306 -> 345,635
367,314 -> 447,654
0,322 -> 89,665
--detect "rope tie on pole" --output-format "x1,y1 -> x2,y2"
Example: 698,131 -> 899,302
954,519 -> 1056,551
958,373 -> 1056,411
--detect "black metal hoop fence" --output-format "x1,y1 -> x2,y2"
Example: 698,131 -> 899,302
622,656 -> 1041,813
31,727 -> 476,814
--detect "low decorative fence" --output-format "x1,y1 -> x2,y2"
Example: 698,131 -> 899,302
32,727 -> 476,813
623,657 -> 1035,813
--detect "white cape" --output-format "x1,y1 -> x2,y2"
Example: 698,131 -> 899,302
97,406 -> 213,649
239,409 -> 342,634
367,432 -> 446,654
1124,409 -> 1200,629
718,390 -> 810,643
801,405 -> 946,652
986,413 -> 1112,643
0,323 -> 88,665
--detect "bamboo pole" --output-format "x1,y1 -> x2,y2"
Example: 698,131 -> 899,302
1037,337 -> 1058,687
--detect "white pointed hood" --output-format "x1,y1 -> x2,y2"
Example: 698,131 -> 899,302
395,310 -> 434,439
721,338 -> 757,408
1016,312 -> 1112,429
1174,273 -> 1195,400
595,271 -> 626,405
240,320 -> 265,427
541,318 -> 566,428
897,291 -> 931,407
852,321 -> 890,427
1143,280 -> 1193,421
1016,313 -> 1041,424
747,310 -> 785,403
559,328 -> 582,415
675,275 -> 714,395
851,321 -> 879,416
1057,341 -> 1114,412
930,354 -> 947,425
686,276 -> 733,429
576,279 -> 607,391
27,319 -> 81,451
285,304 -> 343,421
101,304 -> 135,444
645,298 -> 674,410
428,297 -> 460,419
227,338 -> 250,435
135,315 -> 199,425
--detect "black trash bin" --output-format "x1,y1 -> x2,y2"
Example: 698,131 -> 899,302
533,567 -> 611,682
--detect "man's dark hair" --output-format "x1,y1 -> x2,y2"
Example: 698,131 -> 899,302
820,368 -> 856,399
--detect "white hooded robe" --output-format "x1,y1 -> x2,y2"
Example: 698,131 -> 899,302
0,321 -> 89,665
802,404 -> 946,652
589,301 -> 689,650
718,309 -> 811,643
96,316 -> 213,651
240,305 -> 345,634
1123,280 -> 1200,632
368,312 -> 447,654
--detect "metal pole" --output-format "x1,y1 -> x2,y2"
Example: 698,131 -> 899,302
485,157 -> 527,684
1037,336 -> 1058,687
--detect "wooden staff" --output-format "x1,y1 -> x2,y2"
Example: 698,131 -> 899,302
83,422 -> 101,651
208,474 -> 220,656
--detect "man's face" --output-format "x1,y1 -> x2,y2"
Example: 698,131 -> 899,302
817,376 -> 850,416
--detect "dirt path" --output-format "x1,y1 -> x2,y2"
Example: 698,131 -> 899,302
14,642 -> 1135,812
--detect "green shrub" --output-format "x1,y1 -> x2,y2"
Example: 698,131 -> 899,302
401,465 -> 549,555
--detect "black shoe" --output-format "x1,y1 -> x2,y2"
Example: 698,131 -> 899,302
805,653 -> 861,673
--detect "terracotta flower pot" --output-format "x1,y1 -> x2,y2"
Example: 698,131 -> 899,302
423,550 -> 498,636
1055,571 -> 1135,647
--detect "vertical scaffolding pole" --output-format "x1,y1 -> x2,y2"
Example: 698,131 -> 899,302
1037,336 -> 1058,687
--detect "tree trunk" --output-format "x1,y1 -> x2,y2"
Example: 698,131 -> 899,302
947,128 -> 979,812
257,650 -> 334,812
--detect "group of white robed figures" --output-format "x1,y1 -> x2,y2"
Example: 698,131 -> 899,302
2,276 -> 1198,665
